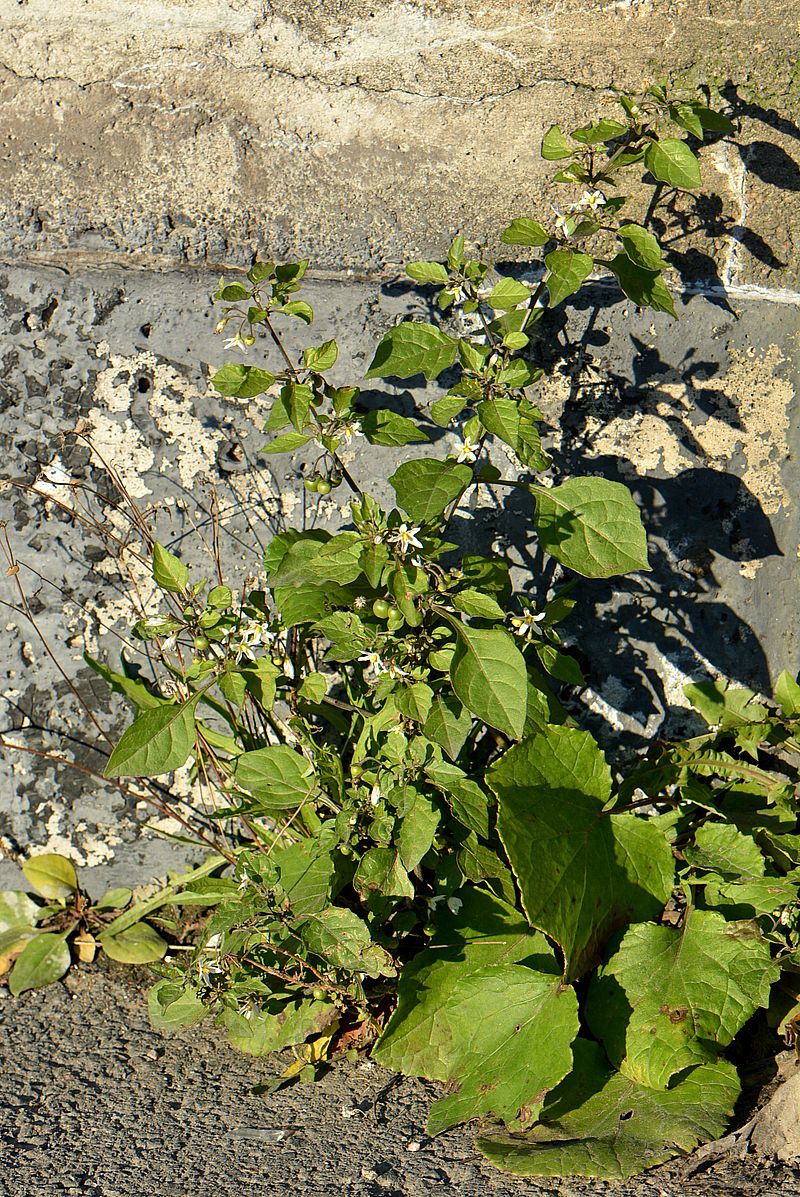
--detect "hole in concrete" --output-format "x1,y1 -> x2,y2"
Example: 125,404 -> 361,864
140,322 -> 152,338
40,296 -> 58,327
136,374 -> 152,394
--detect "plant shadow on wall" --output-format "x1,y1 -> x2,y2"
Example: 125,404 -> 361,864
3,82 -> 800,1185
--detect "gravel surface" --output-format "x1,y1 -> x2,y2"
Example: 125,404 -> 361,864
2,961 -> 799,1197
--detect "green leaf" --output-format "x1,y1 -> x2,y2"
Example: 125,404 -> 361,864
0,890 -> 41,933
586,910 -> 779,1089
452,589 -> 505,620
406,261 -> 449,285
152,542 -> 188,593
683,680 -> 768,728
219,282 -> 249,301
605,253 -> 677,317
104,699 -> 197,778
395,681 -> 434,724
395,792 -> 440,872
477,1040 -> 739,1180
541,125 -> 573,160
487,278 -> 531,311
301,908 -> 395,977
544,250 -> 594,306
644,138 -> 701,189
389,459 -> 472,522
775,670 -> 800,717
532,477 -> 649,578
22,853 -> 77,900
234,745 -> 317,809
297,672 -> 328,704
488,726 -> 674,979
684,823 -> 766,880
501,219 -> 550,247
692,103 -> 735,135
571,118 -> 627,144
450,624 -> 528,740
353,848 -> 414,901
261,430 -> 310,454
366,323 -> 458,381
83,652 -> 163,710
373,890 -> 556,1078
280,299 -> 314,324
269,532 -> 364,587
303,339 -> 338,371
425,760 -> 490,839
8,932 -> 71,994
616,223 -> 665,271
219,996 -> 336,1055
100,921 -> 168,964
93,887 -> 133,912
477,397 -> 548,469
148,979 -> 207,1031
360,410 -> 429,447
430,395 -> 468,426
272,841 -> 335,917
703,876 -> 798,917
427,965 -> 579,1135
422,692 -> 473,759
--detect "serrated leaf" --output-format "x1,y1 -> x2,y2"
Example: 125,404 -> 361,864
488,726 -> 674,979
261,430 -> 310,454
389,459 -> 472,522
616,223 -> 665,271
541,125 -> 573,160
605,253 -> 677,317
487,278 -> 531,311
366,323 -> 458,381
360,409 -> 429,447
406,260 -> 449,285
152,542 -> 188,593
8,932 -> 71,994
684,823 -> 766,880
301,908 -> 395,977
22,854 -> 77,900
148,979 -> 207,1031
544,250 -> 594,307
100,921 -> 168,964
501,219 -> 550,247
234,745 -> 317,809
373,890 -> 555,1077
644,138 -> 701,189
427,965 -> 579,1135
450,624 -> 527,740
477,1039 -> 739,1180
532,477 -> 649,578
104,699 -> 197,778
586,910 -> 778,1088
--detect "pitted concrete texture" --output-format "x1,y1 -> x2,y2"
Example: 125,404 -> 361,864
0,1 -> 799,288
0,263 -> 797,892
0,959 -> 797,1197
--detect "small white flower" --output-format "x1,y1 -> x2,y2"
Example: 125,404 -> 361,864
223,331 -> 248,353
369,783 -> 381,807
205,933 -> 223,950
237,870 -> 250,894
574,189 -> 606,215
237,994 -> 261,1021
446,896 -> 463,914
510,609 -> 547,638
221,616 -> 275,662
391,523 -> 424,557
338,422 -> 362,445
196,957 -> 224,988
386,661 -> 409,680
359,650 -> 386,675
353,595 -> 367,610
551,205 -> 573,239
456,434 -> 480,464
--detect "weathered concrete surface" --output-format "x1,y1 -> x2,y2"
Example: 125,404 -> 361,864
0,264 -> 797,891
1,958 -> 798,1197
1,1 -> 799,287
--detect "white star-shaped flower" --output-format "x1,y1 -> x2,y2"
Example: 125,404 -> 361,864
510,609 -> 547,638
391,523 -> 423,557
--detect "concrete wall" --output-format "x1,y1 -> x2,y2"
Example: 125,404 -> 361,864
1,1 -> 799,286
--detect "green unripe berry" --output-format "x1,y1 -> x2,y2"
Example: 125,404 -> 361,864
193,635 -> 210,651
372,598 -> 391,619
305,477 -> 319,492
312,987 -> 327,1000
316,479 -> 332,495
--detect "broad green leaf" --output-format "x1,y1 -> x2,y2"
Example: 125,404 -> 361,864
395,681 -> 434,724
605,253 -> 677,317
353,848 -> 414,901
477,397 -> 548,469
501,219 -> 549,247
425,759 -> 490,839
148,979 -> 207,1031
488,726 -> 674,979
395,792 -> 440,872
261,430 -> 310,454
272,582 -> 354,628
541,125 -> 573,160
775,670 -> 800,718
234,745 -> 317,809
430,395 -> 468,426
644,138 -> 701,189
450,624 -> 528,740
452,588 -> 505,620
389,459 -> 472,522
477,1039 -> 739,1180
269,532 -> 363,587
9,933 -> 71,994
683,823 -> 766,880
544,250 -> 594,307
297,672 -> 327,704
83,652 -> 162,710
532,477 -> 649,578
617,223 -> 665,271
670,101 -> 704,139
272,841 -> 335,917
280,299 -> 314,324
366,323 -> 457,381
571,118 -> 627,144
683,680 -> 768,728
22,854 -> 77,900
406,260 -> 449,285
105,699 -> 197,778
100,921 -> 168,964
703,876 -> 798,917
152,542 -> 188,593
426,965 -> 579,1135
360,410 -> 429,447
212,364 -> 276,399
373,890 -> 555,1077
0,927 -> 38,975
220,997 -> 337,1055
0,890 -> 40,933
301,908 -> 395,977
303,339 -> 338,371
487,278 -> 531,311
422,692 -> 473,759
94,887 -> 133,912
691,103 -> 735,135
586,910 -> 778,1088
